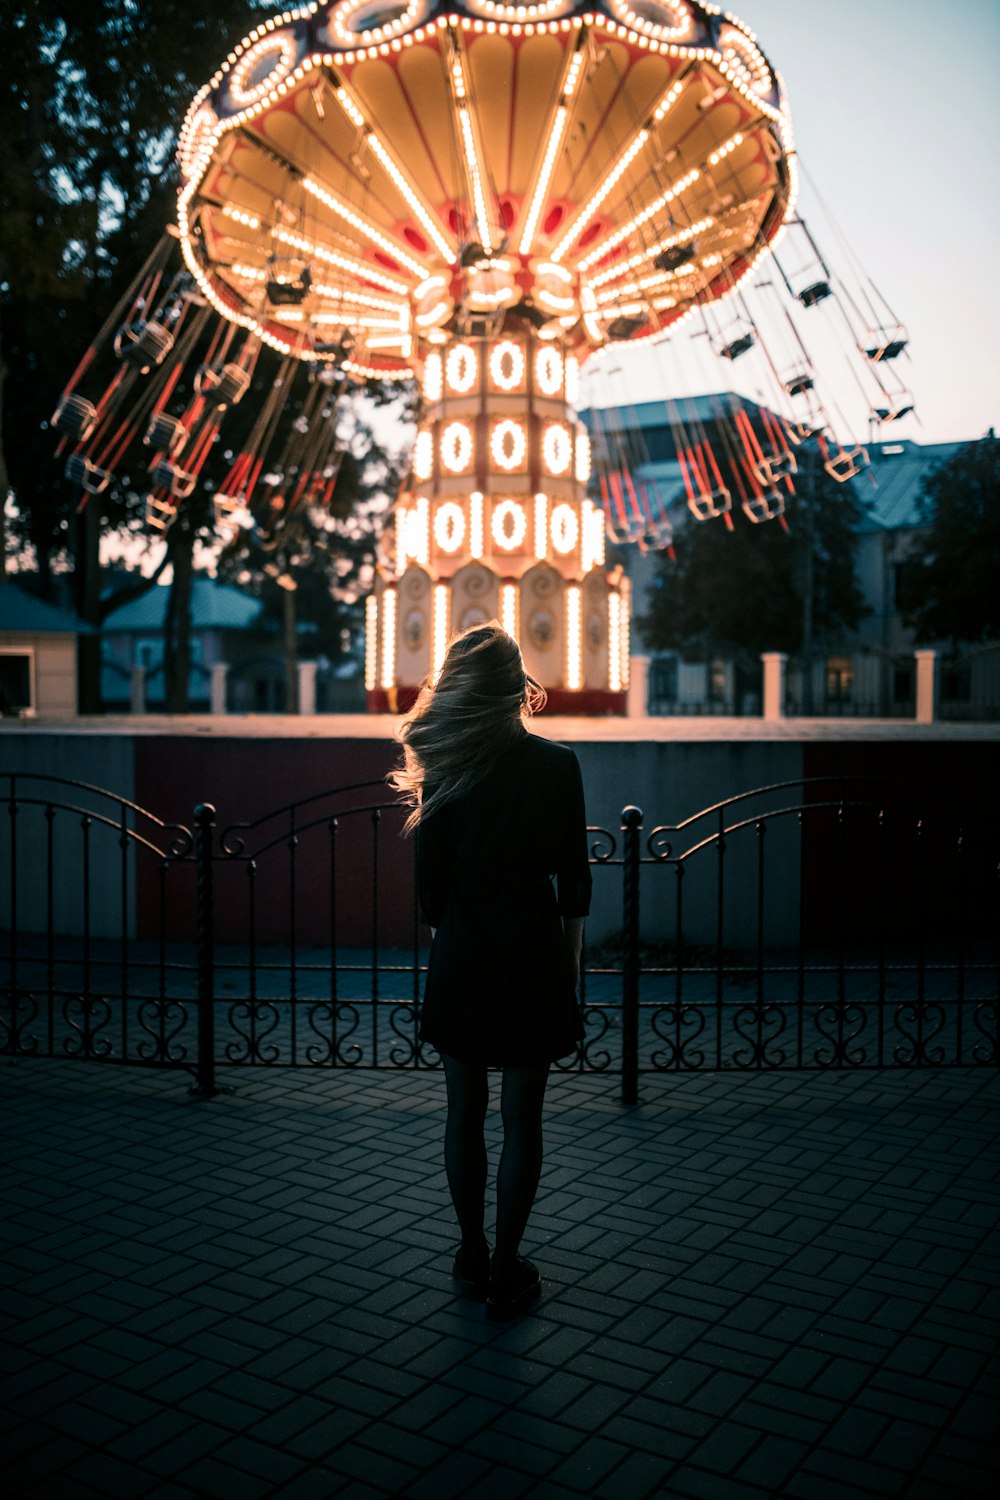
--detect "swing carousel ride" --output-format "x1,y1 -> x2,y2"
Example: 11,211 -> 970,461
51,0 -> 915,713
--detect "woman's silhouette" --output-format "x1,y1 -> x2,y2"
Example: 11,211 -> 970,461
392,623 -> 592,1319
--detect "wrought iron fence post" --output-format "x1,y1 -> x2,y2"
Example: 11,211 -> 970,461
191,803 -> 217,1099
621,805 -> 642,1105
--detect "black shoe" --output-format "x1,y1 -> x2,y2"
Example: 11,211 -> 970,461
453,1244 -> 490,1300
486,1255 -> 541,1321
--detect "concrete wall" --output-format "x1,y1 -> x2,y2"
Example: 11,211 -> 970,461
2,729 -> 995,954
0,731 -> 137,940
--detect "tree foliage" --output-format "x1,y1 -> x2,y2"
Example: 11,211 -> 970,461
900,435 -> 1000,645
0,1 -> 407,711
638,448 -> 868,661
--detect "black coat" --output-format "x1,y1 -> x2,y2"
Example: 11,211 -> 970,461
416,728 -> 592,1066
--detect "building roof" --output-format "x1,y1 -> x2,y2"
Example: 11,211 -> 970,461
0,583 -> 93,634
582,394 -> 769,466
858,439 -> 968,532
103,576 -> 264,633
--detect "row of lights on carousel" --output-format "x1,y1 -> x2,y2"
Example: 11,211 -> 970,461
366,578 -> 629,693
196,7 -> 784,161
396,493 -> 607,567
411,418 -> 590,481
422,342 -> 579,401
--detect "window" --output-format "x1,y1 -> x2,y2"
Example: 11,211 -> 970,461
709,658 -> 728,702
826,657 -> 853,703
0,650 -> 33,713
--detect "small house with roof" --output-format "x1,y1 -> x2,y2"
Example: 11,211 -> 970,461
101,577 -> 270,711
0,582 -> 92,718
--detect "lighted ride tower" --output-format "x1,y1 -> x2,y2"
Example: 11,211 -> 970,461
177,0 -> 795,711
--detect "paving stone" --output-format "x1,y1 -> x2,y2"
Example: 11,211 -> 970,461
3,1059 -> 997,1500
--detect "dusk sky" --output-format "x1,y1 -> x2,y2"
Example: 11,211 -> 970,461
580,0 -> 1000,447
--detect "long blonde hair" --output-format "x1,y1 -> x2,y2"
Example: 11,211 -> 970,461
391,621 -> 546,833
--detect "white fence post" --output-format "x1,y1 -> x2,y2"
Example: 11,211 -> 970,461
210,662 -> 229,716
298,660 -> 317,716
914,649 -> 938,724
761,652 -> 787,721
627,654 -> 649,718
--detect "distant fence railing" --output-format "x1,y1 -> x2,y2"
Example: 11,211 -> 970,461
2,771 -> 996,1103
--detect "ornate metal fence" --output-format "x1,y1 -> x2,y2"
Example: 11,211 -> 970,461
2,771 -> 996,1102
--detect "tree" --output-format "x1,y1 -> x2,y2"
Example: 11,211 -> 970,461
900,434 -> 1000,645
638,444 -> 868,663
0,1 -> 274,704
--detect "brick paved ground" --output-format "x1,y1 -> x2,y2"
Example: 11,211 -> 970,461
1,1060 -> 997,1500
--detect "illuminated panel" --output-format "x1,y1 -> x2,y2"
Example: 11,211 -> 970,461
491,499 -> 528,552
565,357 -> 580,405
413,429 -> 433,481
433,500 -> 466,554
534,492 -> 548,560
469,491 -> 484,559
432,583 -> 450,681
423,353 -> 443,403
580,498 -> 607,573
535,345 -> 563,397
380,586 -> 397,690
550,502 -> 579,556
446,343 -> 478,394
414,496 -> 430,566
489,341 -> 525,392
365,594 -> 378,691
490,419 -> 527,472
620,577 -> 631,690
441,420 -> 473,474
566,586 -> 583,691
395,503 -> 410,574
543,423 -> 573,477
500,582 -> 518,641
608,592 -> 623,692
575,428 -> 592,483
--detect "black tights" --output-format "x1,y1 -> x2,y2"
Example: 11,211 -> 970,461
442,1054 -> 550,1268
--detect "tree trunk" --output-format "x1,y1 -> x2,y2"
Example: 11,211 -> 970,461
283,585 -> 298,713
164,525 -> 195,713
75,496 -> 103,713
0,313 -> 7,578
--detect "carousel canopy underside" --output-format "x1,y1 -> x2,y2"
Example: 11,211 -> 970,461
178,1 -> 793,376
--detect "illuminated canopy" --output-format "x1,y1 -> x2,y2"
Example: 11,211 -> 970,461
178,0 -> 794,376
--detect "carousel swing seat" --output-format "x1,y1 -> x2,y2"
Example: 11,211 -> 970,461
714,324 -> 756,361
146,496 -> 178,531
871,391 -> 915,423
862,326 -> 909,362
114,320 -> 175,372
196,361 -> 251,408
755,451 -> 797,486
742,488 -> 785,523
145,412 -> 187,455
688,485 -> 732,521
824,444 -> 869,483
784,368 -> 815,397
795,280 -> 831,309
150,460 -> 197,499
52,394 -> 98,443
64,454 -> 112,494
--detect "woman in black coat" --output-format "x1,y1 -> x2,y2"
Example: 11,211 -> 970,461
393,623 -> 592,1319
